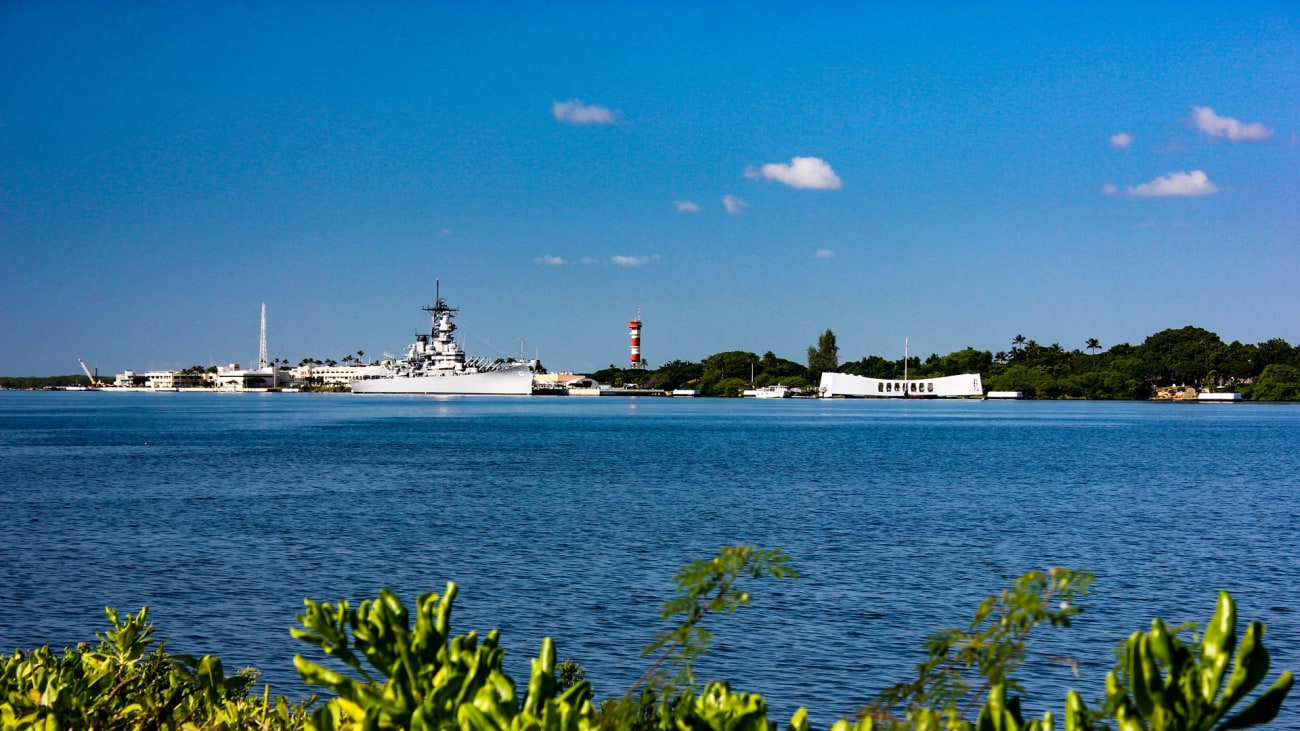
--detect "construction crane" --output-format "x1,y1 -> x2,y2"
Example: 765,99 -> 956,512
77,358 -> 100,387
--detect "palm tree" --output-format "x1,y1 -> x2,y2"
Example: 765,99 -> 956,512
1012,334 -> 1027,351
356,350 -> 365,364
1086,338 -> 1101,355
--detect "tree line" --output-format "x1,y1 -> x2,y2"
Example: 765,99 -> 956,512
7,327 -> 1299,399
588,326 -> 1300,400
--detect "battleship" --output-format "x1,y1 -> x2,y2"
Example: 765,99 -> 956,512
351,286 -> 540,395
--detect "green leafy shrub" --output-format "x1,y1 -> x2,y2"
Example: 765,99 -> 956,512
859,567 -> 1092,725
0,607 -> 310,730
291,583 -> 596,731
1247,365 -> 1300,401
2,548 -> 1292,731
1103,591 -> 1294,731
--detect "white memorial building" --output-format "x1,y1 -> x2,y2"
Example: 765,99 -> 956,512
819,371 -> 984,398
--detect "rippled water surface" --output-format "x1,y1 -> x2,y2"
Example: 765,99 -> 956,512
2,393 -> 1297,725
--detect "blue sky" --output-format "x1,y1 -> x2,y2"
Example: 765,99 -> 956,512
2,2 -> 1297,375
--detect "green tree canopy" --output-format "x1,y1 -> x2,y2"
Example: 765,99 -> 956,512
1250,364 -> 1300,401
806,329 -> 838,380
1138,326 -> 1227,387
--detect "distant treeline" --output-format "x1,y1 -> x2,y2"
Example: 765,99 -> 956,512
0,374 -> 93,389
590,326 -> 1300,400
8,326 -> 1300,400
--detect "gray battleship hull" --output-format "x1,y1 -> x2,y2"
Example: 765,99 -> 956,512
351,364 -> 534,395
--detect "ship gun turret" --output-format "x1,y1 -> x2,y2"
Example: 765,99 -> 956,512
351,282 -> 540,395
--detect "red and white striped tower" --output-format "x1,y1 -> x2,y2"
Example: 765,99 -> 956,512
628,310 -> 644,369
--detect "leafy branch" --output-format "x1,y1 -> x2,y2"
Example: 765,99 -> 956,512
626,544 -> 798,699
859,566 -> 1093,724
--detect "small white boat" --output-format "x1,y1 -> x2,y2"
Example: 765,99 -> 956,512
753,385 -> 792,399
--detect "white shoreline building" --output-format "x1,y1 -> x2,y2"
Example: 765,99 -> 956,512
292,364 -> 369,386
820,371 -> 984,398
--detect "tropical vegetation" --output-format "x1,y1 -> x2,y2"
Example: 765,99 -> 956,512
1,546 -> 1292,730
7,327 -> 1300,399
588,326 -> 1300,400
0,374 -> 100,389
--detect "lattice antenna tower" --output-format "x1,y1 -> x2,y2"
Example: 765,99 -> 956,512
258,302 -> 269,370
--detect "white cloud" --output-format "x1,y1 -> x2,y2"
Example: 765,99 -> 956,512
722,195 -> 748,214
674,200 -> 701,212
536,255 -> 566,265
1191,106 -> 1272,141
612,255 -> 662,267
1127,170 -> 1218,197
745,156 -> 843,189
815,249 -> 835,258
1101,183 -> 1119,196
1109,133 -> 1133,150
552,99 -> 617,125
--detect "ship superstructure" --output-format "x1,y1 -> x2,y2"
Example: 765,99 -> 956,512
351,285 -> 540,395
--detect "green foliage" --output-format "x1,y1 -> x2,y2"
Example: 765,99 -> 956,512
556,660 -> 587,695
700,352 -> 807,394
0,375 -> 92,389
1250,339 -> 1299,373
761,351 -> 808,381
712,377 -> 749,397
840,355 -> 904,380
829,327 -> 1292,400
291,582 -> 595,731
807,330 -> 839,380
0,606 -> 308,730
646,360 -> 706,391
986,365 -> 1060,400
288,545 -> 797,731
860,567 -> 1093,724
926,348 -> 994,379
979,327 -> 1288,399
1104,591 -> 1294,731
3,553 -> 1294,731
1138,327 -> 1227,387
629,546 -> 797,697
662,682 -> 774,731
1246,365 -> 1300,402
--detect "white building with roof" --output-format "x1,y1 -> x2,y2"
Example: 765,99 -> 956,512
820,371 -> 984,398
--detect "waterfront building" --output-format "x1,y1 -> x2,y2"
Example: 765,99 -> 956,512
532,372 -> 590,391
819,371 -> 984,398
144,370 -> 210,389
292,364 -> 367,386
216,364 -> 291,390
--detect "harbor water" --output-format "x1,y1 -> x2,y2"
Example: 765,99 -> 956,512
1,392 -> 1297,726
